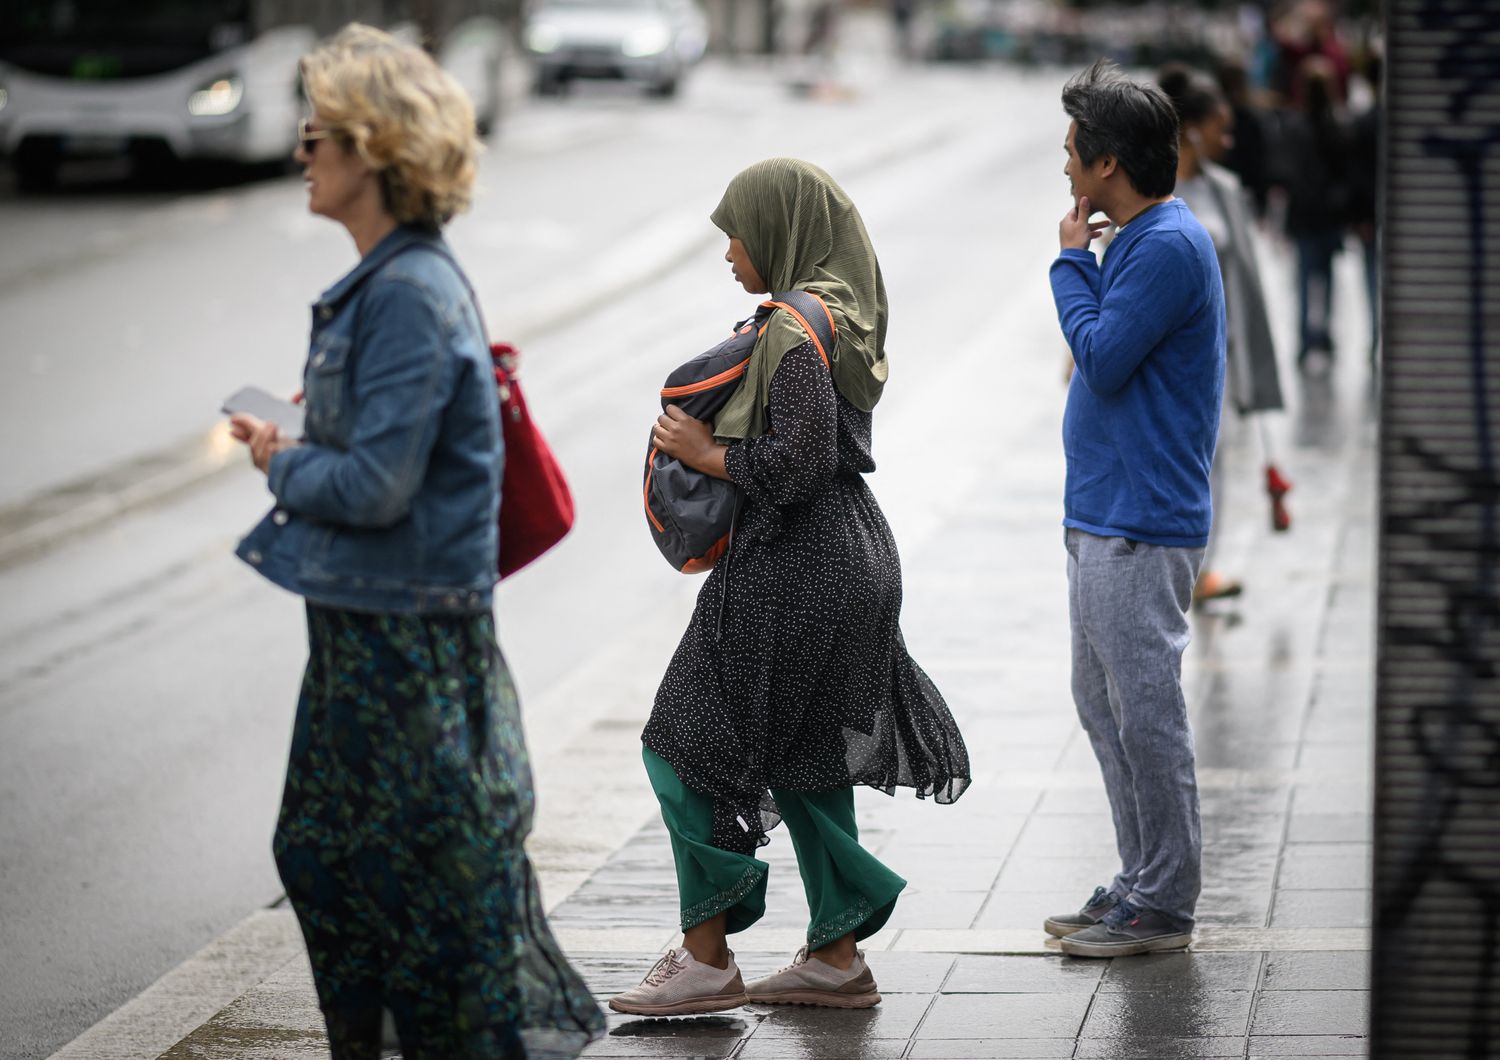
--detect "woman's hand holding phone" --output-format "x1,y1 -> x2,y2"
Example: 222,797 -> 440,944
229,413 -> 298,475
224,385 -> 305,474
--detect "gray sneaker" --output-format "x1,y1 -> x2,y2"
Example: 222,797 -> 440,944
745,946 -> 881,1008
1043,885 -> 1121,938
1059,901 -> 1192,958
608,947 -> 749,1016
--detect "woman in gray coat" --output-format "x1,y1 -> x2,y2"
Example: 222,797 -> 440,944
1159,65 -> 1285,603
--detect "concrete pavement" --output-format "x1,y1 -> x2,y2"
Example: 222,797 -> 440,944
45,204 -> 1379,1057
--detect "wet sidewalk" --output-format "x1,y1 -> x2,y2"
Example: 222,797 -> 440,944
542,331 -> 1377,1058
147,346 -> 1376,1060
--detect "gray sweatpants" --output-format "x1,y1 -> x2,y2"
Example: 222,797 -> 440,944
1066,527 -> 1204,928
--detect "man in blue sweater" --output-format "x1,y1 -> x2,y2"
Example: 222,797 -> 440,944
1044,59 -> 1226,957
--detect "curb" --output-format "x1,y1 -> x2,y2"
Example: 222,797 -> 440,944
47,910 -> 304,1060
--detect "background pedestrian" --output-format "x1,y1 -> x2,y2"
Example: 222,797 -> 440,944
1213,58 -> 1275,220
1348,50 -> 1382,371
1159,64 -> 1286,606
1280,55 -> 1352,374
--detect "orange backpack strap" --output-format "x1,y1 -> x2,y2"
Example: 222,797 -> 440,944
761,290 -> 837,370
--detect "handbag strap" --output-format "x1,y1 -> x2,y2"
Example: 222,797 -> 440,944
402,241 -> 497,350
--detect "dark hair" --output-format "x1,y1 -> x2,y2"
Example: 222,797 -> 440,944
1157,63 -> 1225,129
1300,55 -> 1337,117
1062,58 -> 1180,198
1215,57 -> 1250,105
1361,50 -> 1383,95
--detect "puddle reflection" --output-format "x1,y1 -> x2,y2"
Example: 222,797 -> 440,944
609,1014 -> 751,1038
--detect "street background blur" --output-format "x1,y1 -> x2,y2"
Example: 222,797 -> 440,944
0,1 -> 1382,1057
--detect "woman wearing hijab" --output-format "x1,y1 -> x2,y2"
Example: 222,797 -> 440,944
610,158 -> 971,1017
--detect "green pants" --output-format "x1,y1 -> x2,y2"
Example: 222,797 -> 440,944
643,747 -> 906,950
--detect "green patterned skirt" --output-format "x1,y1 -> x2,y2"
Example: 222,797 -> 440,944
273,605 -> 604,1059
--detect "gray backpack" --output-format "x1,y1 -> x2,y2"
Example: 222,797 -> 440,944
644,291 -> 835,573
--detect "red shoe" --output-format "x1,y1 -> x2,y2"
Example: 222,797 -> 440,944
1193,570 -> 1244,606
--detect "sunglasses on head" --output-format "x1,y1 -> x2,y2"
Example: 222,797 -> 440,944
298,118 -> 334,152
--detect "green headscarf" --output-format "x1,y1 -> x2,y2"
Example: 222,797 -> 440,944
709,158 -> 889,441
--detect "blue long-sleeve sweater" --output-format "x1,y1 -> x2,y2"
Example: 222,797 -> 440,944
1050,198 -> 1226,547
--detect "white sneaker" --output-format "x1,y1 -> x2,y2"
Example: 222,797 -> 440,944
745,946 -> 881,1008
608,947 -> 748,1016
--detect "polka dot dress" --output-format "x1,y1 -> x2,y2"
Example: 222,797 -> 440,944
642,341 -> 972,855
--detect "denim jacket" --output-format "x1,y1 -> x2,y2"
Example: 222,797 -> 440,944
237,225 -> 502,613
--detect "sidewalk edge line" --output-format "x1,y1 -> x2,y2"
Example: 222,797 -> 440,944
46,909 -> 303,1060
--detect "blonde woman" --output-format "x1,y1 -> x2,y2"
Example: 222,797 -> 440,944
229,25 -> 602,1058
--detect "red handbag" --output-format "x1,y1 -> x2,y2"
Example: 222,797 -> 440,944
490,342 -> 574,578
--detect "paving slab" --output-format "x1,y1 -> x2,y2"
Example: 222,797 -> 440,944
1098,952 -> 1262,993
1073,1038 -> 1249,1058
1250,990 -> 1370,1037
1247,1034 -> 1370,1056
742,994 -> 932,1040
940,955 -> 1103,995
1261,952 -> 1372,991
734,1038 -> 909,1059
1079,989 -> 1254,1039
1268,890 -> 1371,929
916,992 -> 1091,1040
906,1042 -> 1075,1059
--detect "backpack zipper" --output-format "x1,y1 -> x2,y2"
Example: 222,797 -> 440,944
660,356 -> 751,400
643,446 -> 666,533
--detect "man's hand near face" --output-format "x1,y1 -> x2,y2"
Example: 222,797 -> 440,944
1059,195 -> 1111,251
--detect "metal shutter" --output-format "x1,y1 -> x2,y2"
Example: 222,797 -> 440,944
1376,2 -> 1500,1056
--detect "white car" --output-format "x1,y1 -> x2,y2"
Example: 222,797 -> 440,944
0,1 -> 510,191
525,0 -> 707,98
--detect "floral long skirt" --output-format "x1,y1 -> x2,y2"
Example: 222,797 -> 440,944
273,605 -> 604,1060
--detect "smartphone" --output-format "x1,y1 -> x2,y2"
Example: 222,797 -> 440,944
222,386 -> 306,439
